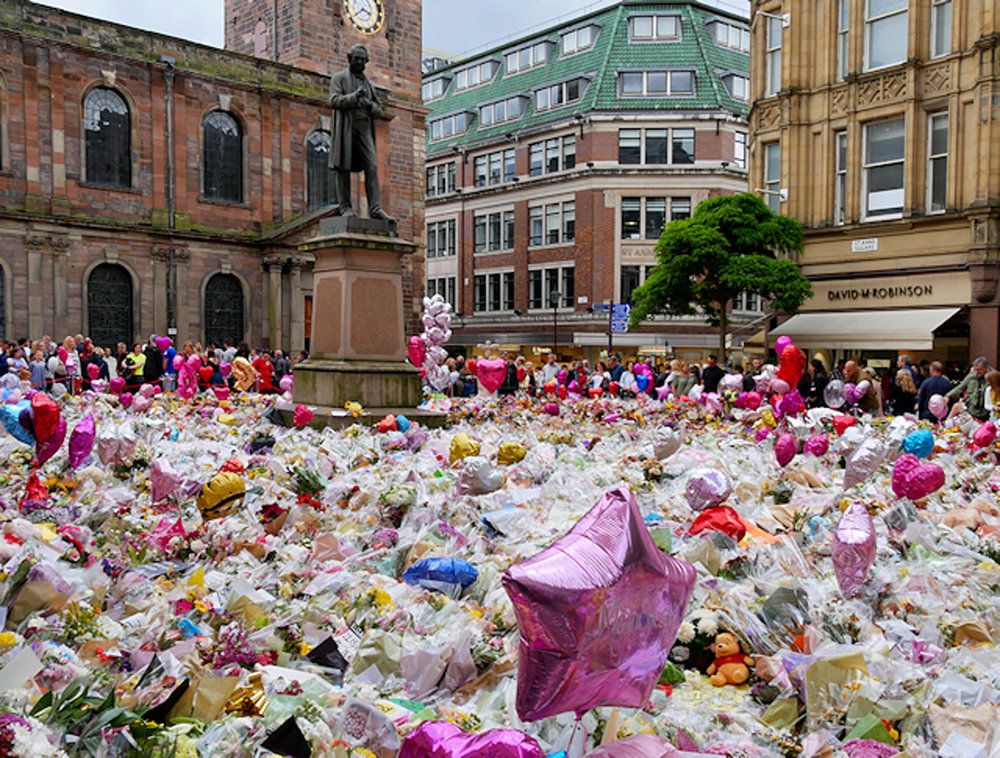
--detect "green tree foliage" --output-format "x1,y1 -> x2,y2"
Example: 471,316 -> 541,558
628,193 -> 811,358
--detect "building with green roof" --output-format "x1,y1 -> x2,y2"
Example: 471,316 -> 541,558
423,0 -> 756,366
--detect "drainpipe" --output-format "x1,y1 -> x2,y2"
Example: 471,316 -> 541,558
273,0 -> 279,61
162,56 -> 177,336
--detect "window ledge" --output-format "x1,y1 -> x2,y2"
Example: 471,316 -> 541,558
198,196 -> 251,209
79,182 -> 141,195
861,213 -> 902,223
528,242 -> 575,251
474,250 -> 515,257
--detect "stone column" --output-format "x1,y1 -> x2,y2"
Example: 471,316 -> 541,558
289,258 -> 304,355
174,248 -> 191,345
151,247 -> 170,337
25,235 -> 45,338
267,260 -> 283,350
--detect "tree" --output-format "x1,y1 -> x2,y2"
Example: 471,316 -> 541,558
628,192 -> 811,360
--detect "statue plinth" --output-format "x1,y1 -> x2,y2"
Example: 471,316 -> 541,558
292,220 -> 426,417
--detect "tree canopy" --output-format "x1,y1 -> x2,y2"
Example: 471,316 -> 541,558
628,192 -> 811,359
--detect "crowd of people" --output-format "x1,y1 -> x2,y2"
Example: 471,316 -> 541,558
0,334 -> 309,396
439,350 -> 996,423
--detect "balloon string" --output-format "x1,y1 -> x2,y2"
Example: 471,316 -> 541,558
567,717 -> 588,758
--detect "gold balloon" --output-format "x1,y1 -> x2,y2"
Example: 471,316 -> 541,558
197,471 -> 246,520
497,442 -> 527,466
449,432 -> 480,464
231,357 -> 256,392
761,409 -> 777,429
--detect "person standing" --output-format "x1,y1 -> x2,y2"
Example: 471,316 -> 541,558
273,350 -> 291,383
123,342 -> 146,390
888,368 -> 917,416
542,353 -> 560,383
701,355 -> 725,394
253,350 -> 276,393
608,354 -> 625,383
844,360 -> 882,416
143,335 -> 164,390
946,356 -> 991,422
916,361 -> 954,421
498,354 -> 519,397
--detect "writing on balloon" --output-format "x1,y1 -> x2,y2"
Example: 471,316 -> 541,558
596,592 -> 665,662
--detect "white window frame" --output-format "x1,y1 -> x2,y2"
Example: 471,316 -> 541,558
529,201 -> 575,248
765,17 -> 782,97
426,276 -> 457,310
421,77 -> 448,101
711,21 -> 750,53
629,14 -> 681,42
723,73 -> 749,101
426,162 -> 456,197
862,117 -> 905,221
535,78 -> 587,112
479,96 -> 525,127
562,25 -> 597,56
473,268 -> 515,313
927,111 -> 948,214
426,218 -> 457,259
764,142 -> 781,213
734,131 -> 747,170
835,130 -> 847,225
505,41 -> 551,76
619,70 -> 695,97
837,0 -> 850,80
455,60 -> 499,91
429,112 -> 469,141
864,0 -> 908,72
930,0 -> 952,59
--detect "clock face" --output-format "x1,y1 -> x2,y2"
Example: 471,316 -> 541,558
345,0 -> 385,34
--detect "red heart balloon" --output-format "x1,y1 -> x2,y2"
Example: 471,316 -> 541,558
212,386 -> 230,402
198,365 -> 214,383
543,381 -> 557,395
31,392 -> 61,443
588,387 -> 603,398
777,344 -> 807,388
832,415 -> 856,436
608,381 -> 620,397
517,367 -> 526,382
557,385 -> 567,400
293,404 -> 314,427
466,358 -> 478,374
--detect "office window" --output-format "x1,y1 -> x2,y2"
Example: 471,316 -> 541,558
474,272 -> 514,312
504,149 -> 516,182
631,15 -> 679,41
545,204 -> 560,244
427,220 -> 455,258
488,273 -> 501,311
734,131 -> 747,170
562,25 -> 595,55
545,269 -> 560,306
863,117 -> 905,218
474,215 -> 487,253
529,206 -> 543,246
619,129 -> 641,164
474,275 -> 486,312
426,162 -> 456,197
503,211 -> 515,248
84,87 -> 131,188
456,60 -> 498,91
427,277 -> 457,310
835,131 -> 847,225
646,129 -> 668,164
562,136 -> 576,170
765,17 -> 782,97
837,0 -> 850,80
671,197 -> 691,220
203,111 -> 242,202
931,0 -> 951,58
489,152 -> 502,185
474,155 -> 487,187
470,210 -> 513,254
621,197 -> 641,239
529,270 -> 542,309
536,79 -> 586,111
562,201 -> 575,242
505,41 -> 550,74
672,128 -> 694,164
306,130 -> 332,211
475,149 -> 516,186
764,142 -> 781,213
503,272 -> 515,311
530,142 -> 543,176
928,113 -> 948,213
428,112 -> 469,141
865,0 -> 907,71
531,203 -> 574,246
645,198 -> 666,239
546,138 -> 560,173
479,95 -> 524,127
561,268 -> 574,307
489,213 -> 502,251
621,266 -> 641,303
619,70 -> 695,96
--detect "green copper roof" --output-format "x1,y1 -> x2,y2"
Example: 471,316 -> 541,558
424,0 -> 748,155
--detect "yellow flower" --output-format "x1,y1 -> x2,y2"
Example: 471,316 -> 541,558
193,600 -> 208,613
371,588 -> 394,609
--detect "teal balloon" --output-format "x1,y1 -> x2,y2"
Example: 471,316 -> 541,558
395,415 -> 411,432
902,429 -> 934,459
0,401 -> 35,446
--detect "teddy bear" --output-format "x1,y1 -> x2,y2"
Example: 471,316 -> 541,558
706,631 -> 755,686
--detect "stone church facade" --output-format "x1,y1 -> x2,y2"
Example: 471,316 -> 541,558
0,0 -> 425,352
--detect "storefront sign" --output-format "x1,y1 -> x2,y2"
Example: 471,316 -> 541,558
803,272 -> 969,311
827,284 -> 934,302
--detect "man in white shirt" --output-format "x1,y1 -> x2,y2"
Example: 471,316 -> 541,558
542,353 -> 560,383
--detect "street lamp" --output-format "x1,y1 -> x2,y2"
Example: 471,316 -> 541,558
549,289 -> 561,358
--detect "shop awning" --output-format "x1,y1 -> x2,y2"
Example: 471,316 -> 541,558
768,308 -> 960,351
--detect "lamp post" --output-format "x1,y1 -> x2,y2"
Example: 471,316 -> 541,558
549,289 -> 560,359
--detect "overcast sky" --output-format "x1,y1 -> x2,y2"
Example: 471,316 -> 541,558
39,0 -> 749,56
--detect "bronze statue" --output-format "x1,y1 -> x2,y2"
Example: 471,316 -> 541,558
329,44 -> 394,222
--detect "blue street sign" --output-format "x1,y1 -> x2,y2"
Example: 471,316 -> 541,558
592,303 -> 611,311
612,303 -> 631,318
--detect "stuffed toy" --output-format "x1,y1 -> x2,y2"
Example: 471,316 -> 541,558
706,631 -> 755,686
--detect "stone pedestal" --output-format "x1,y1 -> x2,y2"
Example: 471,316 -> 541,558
292,217 -> 423,412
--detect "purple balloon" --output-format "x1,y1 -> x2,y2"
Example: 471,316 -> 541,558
774,335 -> 792,355
35,417 -> 67,465
586,735 -> 681,758
804,434 -> 829,457
502,486 -> 696,721
544,402 -> 559,416
832,502 -> 876,598
892,454 -> 944,500
68,414 -> 96,469
778,389 -> 803,417
774,433 -> 796,467
399,721 -> 545,758
18,407 -> 34,436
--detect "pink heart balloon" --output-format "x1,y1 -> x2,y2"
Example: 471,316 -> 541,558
155,336 -> 172,352
172,354 -> 184,372
220,362 -> 232,377
804,434 -> 830,456
744,391 -> 762,410
110,377 -> 125,394
87,363 -> 100,379
213,386 -> 231,402
408,335 -> 427,368
974,421 -> 997,449
68,415 -> 96,469
149,459 -> 184,502
293,404 -> 314,427
774,433 -> 796,466
476,358 -> 507,394
119,391 -> 133,409
35,417 -> 67,465
399,721 -> 544,758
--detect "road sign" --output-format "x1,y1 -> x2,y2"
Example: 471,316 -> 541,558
592,303 -> 611,311
610,303 -> 630,333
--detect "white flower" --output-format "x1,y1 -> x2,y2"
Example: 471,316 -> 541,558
697,614 -> 718,638
676,622 -> 696,644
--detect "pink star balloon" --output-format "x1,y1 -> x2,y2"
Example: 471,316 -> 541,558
502,486 -> 696,721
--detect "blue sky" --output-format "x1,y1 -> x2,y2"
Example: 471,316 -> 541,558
39,0 -> 748,56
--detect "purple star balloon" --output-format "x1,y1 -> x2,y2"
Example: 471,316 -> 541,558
502,486 -> 696,721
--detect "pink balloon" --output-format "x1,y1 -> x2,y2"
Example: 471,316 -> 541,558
31,393 -> 61,443
119,391 -> 133,409
399,721 -> 544,758
109,377 -> 126,394
502,486 -> 696,721
149,459 -> 184,502
172,354 -> 184,372
892,453 -> 944,500
186,355 -> 201,370
543,402 -> 559,416
220,362 -> 232,377
770,378 -> 791,395
153,385 -> 162,395
778,389 -> 804,417
68,415 -> 96,469
213,386 -> 231,402
57,346 -> 68,362
892,453 -> 921,499
774,336 -> 792,355
744,391 -> 762,410
35,417 -> 67,465
832,501 -> 876,598
804,434 -> 829,457
278,375 -> 293,393
928,393 -> 948,420
704,392 -> 723,414
476,358 -> 507,394
293,404 -> 314,427
155,336 -> 172,352
87,363 -> 100,379
685,469 -> 732,511
774,433 -> 796,467
586,735 -> 681,758
90,379 -> 107,394
132,395 -> 152,413
408,335 -> 427,369
974,421 -> 996,449
656,385 -> 671,401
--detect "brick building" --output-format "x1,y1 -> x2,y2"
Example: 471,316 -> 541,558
749,0 -> 999,368
0,0 -> 425,352
423,0 -> 752,365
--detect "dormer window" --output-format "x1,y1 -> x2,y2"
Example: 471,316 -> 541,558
505,40 -> 555,75
619,69 -> 694,97
455,60 -> 500,91
630,14 -> 680,41
721,73 -> 749,101
562,24 -> 599,55
422,75 -> 451,101
479,95 -> 528,127
535,77 -> 589,111
428,111 -> 472,141
708,20 -> 750,52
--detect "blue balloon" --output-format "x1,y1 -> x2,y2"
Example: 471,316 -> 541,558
902,429 -> 935,459
636,374 -> 650,392
0,402 -> 35,446
395,414 -> 411,433
403,557 -> 479,596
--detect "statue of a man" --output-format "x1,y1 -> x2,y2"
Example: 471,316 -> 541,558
329,44 -> 394,222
